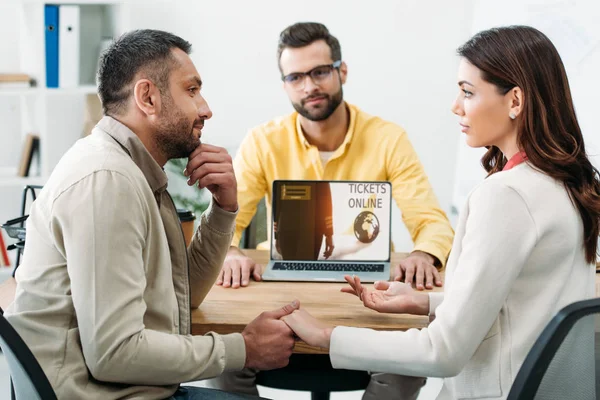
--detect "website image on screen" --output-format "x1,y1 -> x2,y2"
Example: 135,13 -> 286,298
271,181 -> 391,261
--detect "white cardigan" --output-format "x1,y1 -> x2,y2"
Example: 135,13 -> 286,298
330,163 -> 595,399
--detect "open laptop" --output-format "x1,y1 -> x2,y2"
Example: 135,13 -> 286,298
261,180 -> 392,282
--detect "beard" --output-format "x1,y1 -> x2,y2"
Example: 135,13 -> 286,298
292,86 -> 343,122
154,94 -> 202,160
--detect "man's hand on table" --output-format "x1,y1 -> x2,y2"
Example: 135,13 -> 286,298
242,300 -> 299,370
217,247 -> 262,288
391,250 -> 442,290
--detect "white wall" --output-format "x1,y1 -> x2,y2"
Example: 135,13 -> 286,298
125,0 -> 473,250
0,0 -> 473,251
451,0 -> 600,216
0,2 -> 25,260
1,0 -> 597,260
0,3 -> 20,73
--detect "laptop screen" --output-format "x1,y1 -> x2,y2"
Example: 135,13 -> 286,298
271,180 -> 391,262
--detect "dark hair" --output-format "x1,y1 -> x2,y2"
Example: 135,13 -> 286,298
97,29 -> 192,115
458,25 -> 600,264
277,22 -> 341,71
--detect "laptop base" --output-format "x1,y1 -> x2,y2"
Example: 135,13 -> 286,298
262,261 -> 390,282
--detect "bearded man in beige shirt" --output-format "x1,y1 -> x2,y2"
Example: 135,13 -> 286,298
5,29 -> 298,400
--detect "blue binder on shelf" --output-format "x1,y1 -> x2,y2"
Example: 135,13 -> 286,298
44,5 -> 59,88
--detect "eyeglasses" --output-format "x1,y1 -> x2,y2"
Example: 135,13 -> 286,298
281,60 -> 342,90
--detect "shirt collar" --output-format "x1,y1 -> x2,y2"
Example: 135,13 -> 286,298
503,151 -> 529,171
97,116 -> 169,194
294,102 -> 358,152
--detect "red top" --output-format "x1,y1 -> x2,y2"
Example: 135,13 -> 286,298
503,151 -> 528,171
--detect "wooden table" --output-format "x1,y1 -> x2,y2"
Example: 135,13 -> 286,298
192,252 -> 600,354
191,250 -> 441,354
2,255 -> 600,353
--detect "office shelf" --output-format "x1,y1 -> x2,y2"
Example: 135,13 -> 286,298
0,1 -> 128,225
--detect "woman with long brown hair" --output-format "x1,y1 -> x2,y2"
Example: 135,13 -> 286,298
280,25 -> 600,399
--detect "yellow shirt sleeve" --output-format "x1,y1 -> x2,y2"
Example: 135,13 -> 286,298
231,130 -> 268,247
386,129 -> 454,267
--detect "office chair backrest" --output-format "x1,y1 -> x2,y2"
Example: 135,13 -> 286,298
508,297 -> 600,400
0,311 -> 57,400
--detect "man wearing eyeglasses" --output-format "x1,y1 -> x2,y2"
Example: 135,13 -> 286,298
207,22 -> 454,400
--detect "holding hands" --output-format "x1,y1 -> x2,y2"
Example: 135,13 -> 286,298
281,308 -> 334,349
280,275 -> 432,350
242,301 -> 299,370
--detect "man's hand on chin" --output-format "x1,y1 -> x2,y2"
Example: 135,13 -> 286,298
184,143 -> 238,212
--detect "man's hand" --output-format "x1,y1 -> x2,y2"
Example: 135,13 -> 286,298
184,144 -> 238,212
323,235 -> 334,259
217,247 -> 262,288
242,300 -> 299,370
391,251 -> 442,290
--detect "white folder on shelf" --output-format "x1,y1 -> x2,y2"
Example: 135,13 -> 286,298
59,5 -> 81,88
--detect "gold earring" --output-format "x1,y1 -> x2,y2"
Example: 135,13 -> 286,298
509,112 -> 516,120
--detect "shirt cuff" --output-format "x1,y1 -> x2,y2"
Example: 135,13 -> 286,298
412,243 -> 449,268
428,292 -> 444,316
329,326 -> 352,370
203,199 -> 238,236
230,234 -> 242,248
329,326 -> 376,371
220,333 -> 247,372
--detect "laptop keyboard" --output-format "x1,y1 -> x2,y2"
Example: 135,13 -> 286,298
272,262 -> 385,273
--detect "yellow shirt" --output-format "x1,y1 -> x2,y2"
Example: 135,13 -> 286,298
233,103 -> 454,266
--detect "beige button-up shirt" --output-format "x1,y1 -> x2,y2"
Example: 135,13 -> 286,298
6,116 -> 246,399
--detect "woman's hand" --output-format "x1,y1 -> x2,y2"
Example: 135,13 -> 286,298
281,308 -> 334,349
341,275 -> 430,315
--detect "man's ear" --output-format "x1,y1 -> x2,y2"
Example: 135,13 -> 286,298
133,79 -> 161,117
339,61 -> 348,85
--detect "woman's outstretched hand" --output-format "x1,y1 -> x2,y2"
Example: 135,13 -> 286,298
341,275 -> 430,315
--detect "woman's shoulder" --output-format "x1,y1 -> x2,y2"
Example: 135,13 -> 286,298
465,164 -> 535,215
468,175 -> 527,210
466,163 -> 571,230
472,163 -> 558,200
